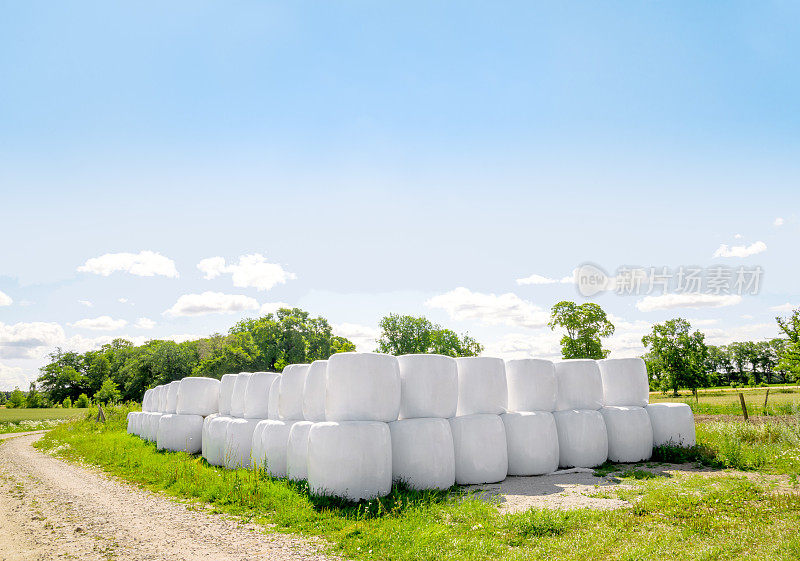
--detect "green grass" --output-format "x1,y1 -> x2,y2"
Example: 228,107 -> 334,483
0,407 -> 91,434
26,406 -> 800,560
651,387 -> 800,416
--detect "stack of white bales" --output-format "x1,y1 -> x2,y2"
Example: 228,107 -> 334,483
389,354 -> 457,490
225,371 -> 280,469
552,360 -> 608,468
307,353 -> 399,500
157,377 -> 219,454
285,360 -> 327,480
503,359 -> 560,475
142,385 -> 164,442
203,373 -> 237,466
598,358 -> 653,462
450,357 -> 508,484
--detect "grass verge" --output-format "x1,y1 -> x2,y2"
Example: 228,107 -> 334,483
0,407 -> 92,434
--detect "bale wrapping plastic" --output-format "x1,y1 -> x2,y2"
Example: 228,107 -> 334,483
455,357 -> 507,417
251,420 -> 271,468
302,360 -> 327,422
135,412 -> 145,437
224,418 -> 260,469
553,409 -> 608,468
244,371 -> 280,419
219,373 -> 238,416
600,406 -> 653,462
554,360 -> 603,411
389,418 -> 455,490
325,353 -> 401,422
267,377 -> 282,420
279,364 -> 309,420
645,403 -> 696,447
176,377 -> 220,416
501,411 -> 559,475
505,359 -> 557,412
307,421 -> 392,501
158,385 -> 168,413
449,414 -> 508,484
286,421 -> 314,481
143,412 -> 163,442
203,415 -> 231,466
201,413 -> 219,459
157,413 -> 204,453
126,412 -> 136,434
397,354 -> 458,419
230,372 -> 252,418
166,380 -> 180,413
258,419 -> 298,477
142,389 -> 153,412
598,358 -> 650,407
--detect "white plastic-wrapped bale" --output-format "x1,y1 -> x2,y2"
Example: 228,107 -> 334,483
157,413 -> 204,454
455,357 -> 507,417
201,413 -> 219,459
267,377 -> 282,420
176,377 -> 220,416
279,364 -> 309,421
645,403 -> 696,447
286,421 -> 314,481
389,418 -> 455,490
166,380 -> 181,413
449,414 -> 508,485
142,389 -> 153,412
224,418 -> 260,469
143,412 -> 163,442
244,371 -> 279,419
554,360 -> 603,411
203,415 -> 231,466
325,353 -> 401,422
219,374 -> 238,416
553,409 -> 608,468
302,360 -> 327,422
251,420 -> 270,468
150,387 -> 161,413
230,372 -> 252,418
135,412 -> 145,437
258,419 -> 298,477
501,411 -> 559,475
601,406 -> 653,462
505,359 -> 557,412
307,421 -> 392,501
158,385 -> 169,413
397,354 -> 458,419
598,358 -> 650,407
127,412 -> 136,434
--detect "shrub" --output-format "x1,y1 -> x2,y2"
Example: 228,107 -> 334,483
75,393 -> 90,408
62,396 -> 72,408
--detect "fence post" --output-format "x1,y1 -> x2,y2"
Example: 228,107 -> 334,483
763,388 -> 770,411
738,392 -> 749,422
97,403 -> 106,423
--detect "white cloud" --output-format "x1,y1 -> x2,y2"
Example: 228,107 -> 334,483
0,290 -> 12,307
636,293 -> 742,312
482,332 -> 562,360
69,316 -> 128,331
333,323 -> 380,352
77,250 -> 179,278
713,241 -> 767,258
425,287 -> 550,328
164,292 -> 259,317
0,362 -> 31,391
741,314 -> 754,320
134,317 -> 156,329
0,321 -> 65,359
118,298 -> 129,304
770,302 -> 797,313
516,272 -> 572,286
705,323 -> 778,346
774,217 -> 785,227
197,253 -> 295,291
734,233 -> 743,239
259,302 -> 291,315
78,299 -> 93,307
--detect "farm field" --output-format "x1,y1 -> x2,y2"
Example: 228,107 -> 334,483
0,407 -> 91,434
651,387 -> 800,416
28,406 -> 800,561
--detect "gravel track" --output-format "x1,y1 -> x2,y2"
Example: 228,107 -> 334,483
0,433 -> 335,561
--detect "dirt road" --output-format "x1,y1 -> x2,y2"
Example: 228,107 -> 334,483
0,433 -> 334,561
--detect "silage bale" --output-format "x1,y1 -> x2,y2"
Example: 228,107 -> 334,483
143,412 -> 163,442
389,417 -> 455,490
553,409 -> 608,468
166,380 -> 181,414
157,413 -> 204,454
142,389 -> 153,412
600,406 -> 653,462
455,357 -> 507,417
203,415 -> 231,466
645,403 -> 695,447
223,417 -> 260,469
158,385 -> 169,413
230,372 -> 252,418
286,421 -> 314,481
554,360 -> 603,411
251,419 -> 271,468
219,373 -> 238,416
302,360 -> 327,422
448,414 -> 508,485
325,352 -> 401,422
201,413 -> 219,459
397,354 -> 458,419
258,419 -> 299,477
176,377 -> 220,416
307,421 -> 392,501
501,411 -> 559,475
598,358 -> 650,407
505,359 -> 557,412
126,412 -> 136,434
279,364 -> 309,421
267,377 -> 281,420
244,371 -> 280,419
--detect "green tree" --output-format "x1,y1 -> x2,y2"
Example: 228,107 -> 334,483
94,378 -> 121,404
642,318 -> 709,395
62,396 -> 72,408
7,387 -> 26,408
776,308 -> 800,382
75,393 -> 90,408
548,301 -> 615,359
26,383 -> 44,408
37,348 -> 89,404
374,314 -> 483,357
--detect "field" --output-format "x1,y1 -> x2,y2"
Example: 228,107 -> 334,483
33,406 -> 800,560
651,386 -> 800,416
0,407 -> 91,434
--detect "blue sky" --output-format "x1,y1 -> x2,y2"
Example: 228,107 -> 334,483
1,2 -> 799,389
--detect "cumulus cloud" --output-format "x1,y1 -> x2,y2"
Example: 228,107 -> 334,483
636,293 -> 742,312
333,323 -> 380,352
69,316 -> 128,331
118,298 -> 129,304
134,317 -> 156,329
259,302 -> 291,315
0,290 -> 12,307
774,217 -> 785,227
425,287 -> 549,328
482,332 -> 562,360
78,300 -> 93,307
515,273 -> 573,286
164,292 -> 259,317
78,250 -> 179,278
0,321 -> 65,359
770,302 -> 797,313
197,254 -> 295,291
704,323 -> 778,346
0,362 -> 30,391
712,241 -> 767,258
